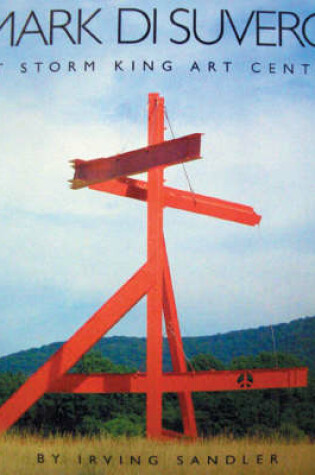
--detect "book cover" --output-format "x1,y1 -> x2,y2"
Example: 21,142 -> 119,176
0,0 -> 314,473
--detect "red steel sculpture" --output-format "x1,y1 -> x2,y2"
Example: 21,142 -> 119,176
0,93 -> 308,438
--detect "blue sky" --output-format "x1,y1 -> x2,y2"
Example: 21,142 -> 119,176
0,0 -> 314,356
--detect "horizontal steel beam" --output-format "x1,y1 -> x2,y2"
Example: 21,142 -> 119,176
90,177 -> 262,226
69,134 -> 202,189
49,367 -> 307,394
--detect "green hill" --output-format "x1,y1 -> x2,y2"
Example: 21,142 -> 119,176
0,315 -> 314,375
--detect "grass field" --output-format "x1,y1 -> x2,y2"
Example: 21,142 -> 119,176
0,433 -> 314,475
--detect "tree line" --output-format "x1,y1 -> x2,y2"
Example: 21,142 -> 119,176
0,351 -> 314,439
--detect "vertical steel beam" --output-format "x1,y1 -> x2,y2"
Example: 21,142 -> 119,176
146,93 -> 165,438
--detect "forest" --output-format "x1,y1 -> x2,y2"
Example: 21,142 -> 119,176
0,350 -> 314,440
0,316 -> 314,438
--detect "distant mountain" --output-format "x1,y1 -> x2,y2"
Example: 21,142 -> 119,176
0,316 -> 314,375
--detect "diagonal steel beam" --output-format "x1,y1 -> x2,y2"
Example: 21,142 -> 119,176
162,237 -> 197,437
90,177 -> 261,226
0,263 -> 152,433
69,134 -> 202,189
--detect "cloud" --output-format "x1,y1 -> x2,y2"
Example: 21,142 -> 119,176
1,88 -> 314,353
0,92 -> 144,217
0,0 -> 314,356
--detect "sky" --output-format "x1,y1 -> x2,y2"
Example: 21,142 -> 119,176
0,0 -> 314,357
